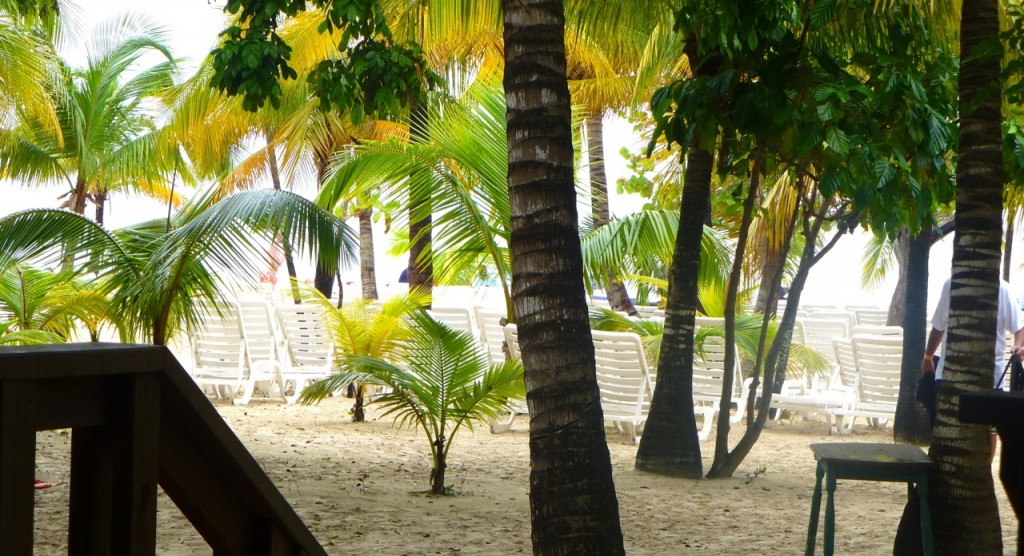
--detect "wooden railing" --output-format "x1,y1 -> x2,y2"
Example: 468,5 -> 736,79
0,343 -> 326,555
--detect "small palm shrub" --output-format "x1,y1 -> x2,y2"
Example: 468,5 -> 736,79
304,310 -> 525,494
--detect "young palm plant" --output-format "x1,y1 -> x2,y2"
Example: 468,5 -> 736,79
297,285 -> 431,421
0,263 -> 120,345
303,310 -> 525,495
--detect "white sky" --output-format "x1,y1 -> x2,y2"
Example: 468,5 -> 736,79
0,1 -> 970,310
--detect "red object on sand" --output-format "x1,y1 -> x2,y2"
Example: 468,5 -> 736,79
34,479 -> 54,490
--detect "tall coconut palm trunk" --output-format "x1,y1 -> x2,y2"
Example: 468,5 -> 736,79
587,111 -> 635,315
503,0 -> 624,552
358,205 -> 378,300
635,136 -> 712,478
924,1 -> 1004,553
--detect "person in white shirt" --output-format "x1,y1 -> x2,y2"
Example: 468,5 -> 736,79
921,278 -> 1024,454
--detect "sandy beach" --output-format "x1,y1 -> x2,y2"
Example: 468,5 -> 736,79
32,397 -> 1018,554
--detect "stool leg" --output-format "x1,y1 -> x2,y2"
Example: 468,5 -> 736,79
916,479 -> 934,556
806,462 -> 825,555
824,471 -> 837,556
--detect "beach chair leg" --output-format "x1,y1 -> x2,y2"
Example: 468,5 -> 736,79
233,380 -> 255,406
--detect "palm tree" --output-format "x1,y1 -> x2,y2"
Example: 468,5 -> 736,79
298,287 -> 430,421
503,0 -> 625,552
307,310 -> 525,495
0,263 -> 119,345
0,13 -> 183,223
0,4 -> 61,139
318,80 -> 514,315
0,188 -> 355,346
925,1 -> 1006,552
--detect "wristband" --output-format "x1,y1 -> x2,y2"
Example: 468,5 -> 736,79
923,355 -> 934,361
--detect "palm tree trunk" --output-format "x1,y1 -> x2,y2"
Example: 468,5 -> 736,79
503,1 -> 625,552
358,205 -> 379,300
267,141 -> 301,303
587,111 -> 635,315
408,101 -> 433,306
313,149 -> 335,299
70,174 -> 87,214
634,135 -> 710,478
886,230 -> 909,326
93,191 -> 106,226
893,227 -> 932,444
921,1 -> 1004,552
753,243 -> 787,316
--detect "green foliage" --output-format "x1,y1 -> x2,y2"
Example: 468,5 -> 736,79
580,209 -> 732,305
306,310 -> 525,494
0,263 -> 119,345
211,0 -> 442,116
0,189 -> 353,345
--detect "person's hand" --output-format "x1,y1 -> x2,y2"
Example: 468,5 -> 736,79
1013,345 -> 1024,361
921,355 -> 936,377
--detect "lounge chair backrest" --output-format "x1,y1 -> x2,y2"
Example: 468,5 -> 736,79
192,302 -> 246,381
850,334 -> 902,409
275,305 -> 332,368
591,329 -> 653,444
851,324 -> 902,337
430,306 -> 477,336
832,337 -> 857,389
798,318 -> 850,367
503,323 -> 520,360
474,307 -> 509,365
236,299 -> 281,370
852,308 -> 890,327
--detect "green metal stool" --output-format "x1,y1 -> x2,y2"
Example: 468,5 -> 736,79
805,442 -> 933,556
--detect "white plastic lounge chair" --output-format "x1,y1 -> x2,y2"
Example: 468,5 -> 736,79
691,333 -> 746,440
833,334 -> 902,433
489,323 -> 527,433
591,330 -> 655,445
191,301 -> 251,404
235,299 -> 288,404
473,307 -> 509,366
275,304 -> 335,403
429,306 -> 477,336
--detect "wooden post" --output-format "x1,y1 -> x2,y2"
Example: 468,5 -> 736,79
69,374 -> 160,556
0,381 -> 37,555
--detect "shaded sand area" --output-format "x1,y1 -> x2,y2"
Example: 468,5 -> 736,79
33,397 -> 1018,554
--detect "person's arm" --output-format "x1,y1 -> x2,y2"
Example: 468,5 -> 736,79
922,327 -> 944,376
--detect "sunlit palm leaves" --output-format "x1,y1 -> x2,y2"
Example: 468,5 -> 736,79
0,188 -> 354,345
580,208 -> 733,305
0,262 -> 119,345
0,13 -> 183,220
318,80 -> 513,312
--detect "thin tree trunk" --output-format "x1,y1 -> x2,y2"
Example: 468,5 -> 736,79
708,192 -> 847,478
710,150 -> 762,468
503,0 -> 625,552
893,227 -> 932,445
587,111 -> 636,315
267,140 -> 300,304
358,205 -> 379,300
634,136 -> 711,478
915,2 -> 1004,552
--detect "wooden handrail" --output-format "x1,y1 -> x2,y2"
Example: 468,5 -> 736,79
0,343 -> 327,556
